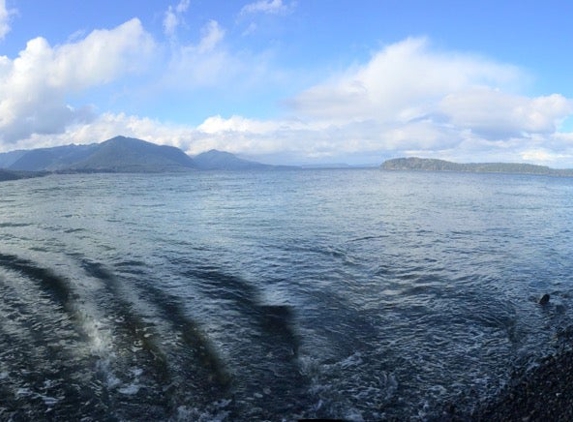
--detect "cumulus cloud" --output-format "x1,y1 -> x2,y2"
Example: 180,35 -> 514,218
289,37 -> 524,122
3,28 -> 573,167
198,115 -> 279,135
169,37 -> 572,166
4,111 -> 197,153
440,89 -> 572,140
276,37 -> 573,164
0,14 -> 275,149
0,19 -> 155,143
163,0 -> 190,38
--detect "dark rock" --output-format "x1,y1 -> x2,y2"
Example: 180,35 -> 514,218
466,349 -> 573,421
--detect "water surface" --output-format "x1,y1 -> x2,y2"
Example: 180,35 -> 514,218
1,169 -> 572,420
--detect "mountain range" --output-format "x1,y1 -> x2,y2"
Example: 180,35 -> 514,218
0,136 -> 290,176
381,157 -> 573,176
192,149 -> 291,171
3,138 -> 572,180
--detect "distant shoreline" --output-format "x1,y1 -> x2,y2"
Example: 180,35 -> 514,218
381,157 -> 573,177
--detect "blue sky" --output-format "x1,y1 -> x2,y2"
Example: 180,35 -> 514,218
1,0 -> 572,166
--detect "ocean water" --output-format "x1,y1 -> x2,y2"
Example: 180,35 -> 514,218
0,169 -> 572,421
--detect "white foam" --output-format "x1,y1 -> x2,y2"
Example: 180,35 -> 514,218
41,395 -> 59,406
15,388 -> 59,406
118,383 -> 140,395
16,388 -> 32,397
175,405 -> 230,422
343,407 -> 365,422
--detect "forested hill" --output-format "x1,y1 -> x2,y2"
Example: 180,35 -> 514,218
0,137 -> 293,174
381,157 -> 573,176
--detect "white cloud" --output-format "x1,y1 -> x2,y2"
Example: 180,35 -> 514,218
4,112 -> 192,152
0,19 -> 155,143
240,0 -> 291,16
163,10 -> 178,38
0,15 -> 279,149
520,148 -> 561,163
163,20 -> 256,89
270,37 -> 573,164
198,115 -> 279,134
163,0 -> 191,38
289,37 -> 524,122
196,20 -> 225,53
176,0 -> 190,14
440,89 -> 572,139
50,19 -> 155,89
0,0 -> 13,41
3,29 -> 573,167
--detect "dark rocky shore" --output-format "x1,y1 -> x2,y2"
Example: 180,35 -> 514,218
436,347 -> 573,421
472,350 -> 573,421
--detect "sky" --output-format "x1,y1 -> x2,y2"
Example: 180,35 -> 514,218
1,0 -> 573,166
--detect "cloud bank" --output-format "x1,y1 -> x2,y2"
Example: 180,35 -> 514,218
0,19 -> 155,143
185,37 -> 573,165
1,8 -> 572,167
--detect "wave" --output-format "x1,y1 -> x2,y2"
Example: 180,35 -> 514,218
0,251 -> 317,420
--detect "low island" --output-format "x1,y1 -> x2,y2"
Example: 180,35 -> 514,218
382,157 -> 573,177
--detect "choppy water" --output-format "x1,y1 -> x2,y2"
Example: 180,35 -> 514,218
1,169 -> 572,421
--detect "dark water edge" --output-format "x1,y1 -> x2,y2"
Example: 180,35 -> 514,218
441,344 -> 573,422
478,350 -> 573,421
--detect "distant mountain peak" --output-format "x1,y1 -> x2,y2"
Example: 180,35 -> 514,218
199,149 -> 235,158
107,135 -> 128,141
71,136 -> 197,172
103,135 -> 153,145
193,149 -> 279,170
0,136 -> 295,174
3,136 -> 196,173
